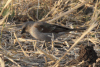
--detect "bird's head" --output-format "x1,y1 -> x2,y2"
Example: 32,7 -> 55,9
21,21 -> 34,34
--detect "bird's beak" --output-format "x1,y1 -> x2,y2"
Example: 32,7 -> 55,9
21,28 -> 26,34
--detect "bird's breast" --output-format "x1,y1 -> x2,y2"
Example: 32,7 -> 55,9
29,26 -> 52,41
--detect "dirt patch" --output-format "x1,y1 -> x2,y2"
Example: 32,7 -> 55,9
77,45 -> 98,64
67,45 -> 98,66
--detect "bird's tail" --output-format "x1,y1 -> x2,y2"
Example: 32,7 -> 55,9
70,27 -> 86,31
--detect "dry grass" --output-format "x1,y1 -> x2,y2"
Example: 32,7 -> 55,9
0,0 -> 100,67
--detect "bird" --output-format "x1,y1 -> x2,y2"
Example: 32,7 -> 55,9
21,21 -> 83,42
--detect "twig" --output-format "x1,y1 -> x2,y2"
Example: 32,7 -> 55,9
14,32 -> 29,57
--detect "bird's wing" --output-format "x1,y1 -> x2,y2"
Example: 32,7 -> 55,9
34,22 -> 74,33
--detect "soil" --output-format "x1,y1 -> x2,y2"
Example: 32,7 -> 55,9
66,45 -> 98,67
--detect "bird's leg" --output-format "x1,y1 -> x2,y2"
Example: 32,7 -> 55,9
41,40 -> 46,49
44,41 -> 48,51
33,40 -> 39,51
33,41 -> 36,51
40,40 -> 49,52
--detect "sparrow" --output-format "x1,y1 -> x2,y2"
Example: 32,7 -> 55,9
21,21 -> 82,42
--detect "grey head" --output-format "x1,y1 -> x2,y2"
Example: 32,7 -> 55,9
21,21 -> 35,34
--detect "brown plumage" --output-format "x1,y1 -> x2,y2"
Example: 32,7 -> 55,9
21,21 -> 84,41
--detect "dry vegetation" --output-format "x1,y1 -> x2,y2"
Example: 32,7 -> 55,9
0,0 -> 100,67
